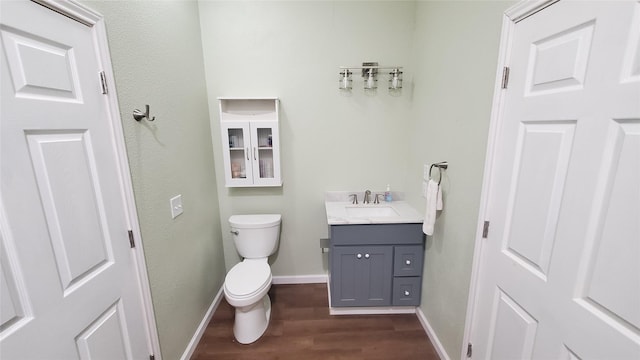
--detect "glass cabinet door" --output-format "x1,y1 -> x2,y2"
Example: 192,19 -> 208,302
250,121 -> 281,186
222,122 -> 253,186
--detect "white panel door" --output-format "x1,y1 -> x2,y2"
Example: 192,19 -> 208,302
0,1 -> 149,359
470,1 -> 640,359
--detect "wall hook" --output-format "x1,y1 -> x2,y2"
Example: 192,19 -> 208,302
133,104 -> 155,121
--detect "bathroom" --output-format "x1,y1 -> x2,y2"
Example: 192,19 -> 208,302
5,0 -> 640,357
0,0 -> 547,359
81,1 -> 509,359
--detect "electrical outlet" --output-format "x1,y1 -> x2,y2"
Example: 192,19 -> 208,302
170,195 -> 183,219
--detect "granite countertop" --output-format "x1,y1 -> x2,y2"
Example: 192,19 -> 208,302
325,191 -> 424,225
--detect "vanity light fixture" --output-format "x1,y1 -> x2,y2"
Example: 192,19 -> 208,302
338,62 -> 403,93
363,67 -> 378,90
338,69 -> 352,90
389,68 -> 403,90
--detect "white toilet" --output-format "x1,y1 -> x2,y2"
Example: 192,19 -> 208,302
223,214 -> 281,344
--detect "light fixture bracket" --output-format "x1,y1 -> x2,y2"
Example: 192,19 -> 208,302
361,62 -> 379,78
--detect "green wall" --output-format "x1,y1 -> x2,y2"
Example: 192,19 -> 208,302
407,1 -> 515,358
198,1 -> 512,357
81,2 -> 226,359
198,1 -> 417,276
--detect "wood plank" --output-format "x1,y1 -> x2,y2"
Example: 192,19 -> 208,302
191,283 -> 439,359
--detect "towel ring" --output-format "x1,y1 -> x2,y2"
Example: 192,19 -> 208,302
429,161 -> 448,186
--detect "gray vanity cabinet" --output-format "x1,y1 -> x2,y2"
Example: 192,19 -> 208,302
331,246 -> 393,306
329,224 -> 424,307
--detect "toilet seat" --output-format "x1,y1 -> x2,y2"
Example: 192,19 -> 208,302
224,260 -> 271,299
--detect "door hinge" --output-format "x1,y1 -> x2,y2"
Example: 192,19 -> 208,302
149,355 -> 155,360
99,71 -> 108,94
482,221 -> 490,239
128,230 -> 135,248
467,342 -> 473,358
501,66 -> 510,89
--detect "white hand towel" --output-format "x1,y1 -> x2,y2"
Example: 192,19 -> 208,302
436,182 -> 443,210
423,179 -> 439,235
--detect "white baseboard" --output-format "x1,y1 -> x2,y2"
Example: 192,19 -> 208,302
180,285 -> 225,360
329,306 -> 416,315
271,274 -> 327,284
416,307 -> 450,360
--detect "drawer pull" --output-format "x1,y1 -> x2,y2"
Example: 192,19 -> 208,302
404,290 -> 410,296
356,253 -> 362,259
365,253 -> 370,259
405,260 -> 411,265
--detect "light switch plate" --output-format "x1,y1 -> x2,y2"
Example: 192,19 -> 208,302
170,195 -> 183,219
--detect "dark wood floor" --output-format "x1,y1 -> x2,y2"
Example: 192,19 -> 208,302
191,283 -> 439,360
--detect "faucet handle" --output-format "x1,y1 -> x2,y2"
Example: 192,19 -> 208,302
363,190 -> 372,204
374,194 -> 383,204
349,193 -> 358,204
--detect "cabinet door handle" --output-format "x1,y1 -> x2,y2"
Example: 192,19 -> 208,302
364,253 -> 370,259
405,260 -> 411,265
356,253 -> 362,259
246,147 -> 249,160
253,147 -> 257,160
404,290 -> 410,296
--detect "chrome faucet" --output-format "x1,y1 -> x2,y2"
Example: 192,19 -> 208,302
363,190 -> 372,204
349,193 -> 358,204
374,193 -> 383,204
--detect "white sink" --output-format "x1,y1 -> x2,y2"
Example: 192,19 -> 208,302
325,191 -> 424,225
345,205 -> 400,218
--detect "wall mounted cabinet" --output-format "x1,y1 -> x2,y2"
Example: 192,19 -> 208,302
218,98 -> 281,187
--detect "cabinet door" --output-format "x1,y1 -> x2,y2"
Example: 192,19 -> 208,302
330,246 -> 393,307
221,122 -> 253,187
249,120 -> 281,186
392,277 -> 421,306
393,245 -> 424,277
330,246 -> 360,306
359,246 -> 393,306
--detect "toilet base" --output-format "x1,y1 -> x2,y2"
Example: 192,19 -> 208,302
233,295 -> 272,344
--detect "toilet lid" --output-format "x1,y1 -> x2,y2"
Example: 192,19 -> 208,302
225,261 -> 271,297
229,214 -> 281,229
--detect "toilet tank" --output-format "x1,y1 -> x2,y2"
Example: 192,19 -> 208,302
229,214 -> 281,259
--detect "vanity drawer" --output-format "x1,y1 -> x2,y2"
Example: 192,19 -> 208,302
330,224 -> 423,246
392,277 -> 421,306
393,245 -> 424,277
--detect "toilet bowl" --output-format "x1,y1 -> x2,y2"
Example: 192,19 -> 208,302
224,259 -> 272,344
223,214 -> 281,344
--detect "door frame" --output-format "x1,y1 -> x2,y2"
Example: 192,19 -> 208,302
31,0 -> 161,357
461,1 -> 559,359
